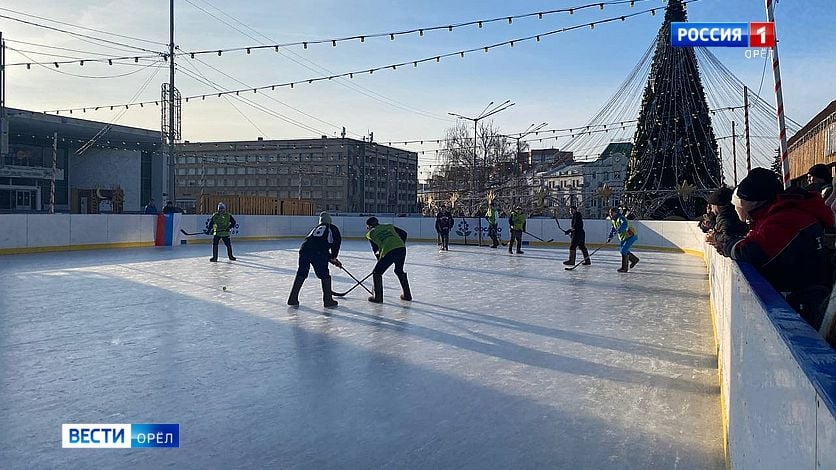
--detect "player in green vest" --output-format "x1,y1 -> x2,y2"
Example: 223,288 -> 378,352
485,201 -> 500,248
508,206 -> 526,254
365,217 -> 411,303
207,202 -> 237,262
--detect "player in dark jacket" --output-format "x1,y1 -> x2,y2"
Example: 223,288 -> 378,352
724,168 -> 835,329
563,206 -> 591,266
706,187 -> 749,256
287,211 -> 342,308
366,217 -> 411,303
435,206 -> 454,251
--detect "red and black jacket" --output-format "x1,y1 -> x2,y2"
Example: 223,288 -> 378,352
724,188 -> 835,293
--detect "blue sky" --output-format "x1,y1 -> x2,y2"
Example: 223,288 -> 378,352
2,0 -> 834,175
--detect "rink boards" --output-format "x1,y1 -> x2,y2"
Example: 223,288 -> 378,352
0,214 -> 703,255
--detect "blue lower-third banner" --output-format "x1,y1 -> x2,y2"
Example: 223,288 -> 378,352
62,423 -> 180,448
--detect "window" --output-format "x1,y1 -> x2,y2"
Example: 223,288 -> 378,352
237,168 -> 246,175
188,168 -> 196,175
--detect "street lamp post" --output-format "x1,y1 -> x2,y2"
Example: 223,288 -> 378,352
449,100 -> 515,246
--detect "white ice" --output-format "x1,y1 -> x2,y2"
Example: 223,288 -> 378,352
0,240 -> 723,469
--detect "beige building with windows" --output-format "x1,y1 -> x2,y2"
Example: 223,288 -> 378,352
175,137 -> 418,214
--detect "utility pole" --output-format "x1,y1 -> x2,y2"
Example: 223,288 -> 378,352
0,32 -> 7,167
744,86 -> 751,173
50,132 -> 57,214
449,100 -> 515,246
765,0 -> 790,189
732,121 -> 738,185
167,0 -> 176,204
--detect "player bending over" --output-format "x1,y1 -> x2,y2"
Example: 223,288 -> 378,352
287,211 -> 342,308
365,217 -> 411,303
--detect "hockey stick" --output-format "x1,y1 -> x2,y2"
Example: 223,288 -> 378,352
332,272 -> 373,297
338,265 -> 374,296
181,229 -> 210,236
565,240 -> 610,271
524,231 -> 554,243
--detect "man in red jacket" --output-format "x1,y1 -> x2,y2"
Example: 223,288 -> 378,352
724,168 -> 835,329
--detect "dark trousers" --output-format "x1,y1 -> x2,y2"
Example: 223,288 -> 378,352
296,250 -> 330,279
510,229 -> 523,252
569,231 -> 590,261
488,224 -> 499,247
374,247 -> 407,275
212,236 -> 233,259
438,230 -> 450,250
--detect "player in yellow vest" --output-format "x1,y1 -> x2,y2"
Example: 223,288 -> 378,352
207,202 -> 237,262
608,207 -> 639,273
365,217 -> 411,303
508,207 -> 526,254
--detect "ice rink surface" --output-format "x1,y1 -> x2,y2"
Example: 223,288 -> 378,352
0,240 -> 723,469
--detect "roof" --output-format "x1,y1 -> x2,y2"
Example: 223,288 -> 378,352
7,108 -> 161,149
788,99 -> 836,148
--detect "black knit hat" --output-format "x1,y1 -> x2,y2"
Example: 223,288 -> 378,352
808,163 -> 831,180
365,216 -> 379,227
736,168 -> 782,202
707,186 -> 733,205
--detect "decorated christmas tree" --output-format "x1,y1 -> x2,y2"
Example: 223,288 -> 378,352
623,0 -> 722,219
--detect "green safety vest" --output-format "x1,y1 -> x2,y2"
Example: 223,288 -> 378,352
366,224 -> 405,258
486,207 -> 498,225
210,212 -> 233,237
510,212 -> 526,230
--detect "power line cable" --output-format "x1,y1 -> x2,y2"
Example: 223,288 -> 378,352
0,13 -> 163,54
185,0 -> 452,122
0,6 -> 167,46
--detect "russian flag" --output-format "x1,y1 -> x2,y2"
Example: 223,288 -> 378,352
154,214 -> 183,246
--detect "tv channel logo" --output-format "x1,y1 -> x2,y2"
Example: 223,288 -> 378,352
671,22 -> 775,48
62,423 -> 179,449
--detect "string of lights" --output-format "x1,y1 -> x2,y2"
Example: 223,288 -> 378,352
4,0 -> 660,69
178,0 -> 658,57
10,48 -> 166,79
39,0 -> 699,115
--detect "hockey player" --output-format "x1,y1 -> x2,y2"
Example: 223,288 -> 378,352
508,206 -> 526,254
485,201 -> 501,248
287,211 -> 342,308
607,207 -> 639,273
563,205 -> 591,266
435,205 -> 454,251
207,202 -> 237,262
365,217 -> 411,303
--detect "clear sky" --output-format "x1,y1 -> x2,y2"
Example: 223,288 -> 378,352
2,0 -> 834,175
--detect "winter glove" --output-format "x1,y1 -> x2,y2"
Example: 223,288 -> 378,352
564,230 -> 571,235
329,258 -> 343,268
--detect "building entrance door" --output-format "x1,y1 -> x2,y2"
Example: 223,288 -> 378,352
15,190 -> 32,211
